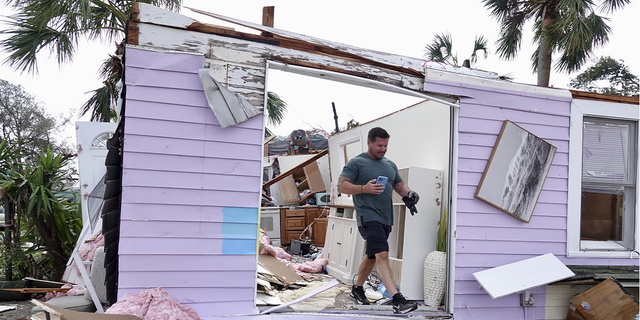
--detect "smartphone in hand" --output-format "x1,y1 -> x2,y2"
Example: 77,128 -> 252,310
376,176 -> 388,186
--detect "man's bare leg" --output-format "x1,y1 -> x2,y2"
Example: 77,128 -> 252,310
355,255 -> 376,286
374,251 -> 398,297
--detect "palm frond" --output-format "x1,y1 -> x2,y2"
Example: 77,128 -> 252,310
425,32 -> 455,64
79,84 -> 117,122
598,0 -> 630,14
470,35 -> 489,64
266,91 -> 288,127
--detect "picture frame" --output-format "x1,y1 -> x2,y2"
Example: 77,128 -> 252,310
474,120 -> 557,223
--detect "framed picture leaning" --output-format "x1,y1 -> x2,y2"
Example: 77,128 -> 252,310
474,120 -> 557,222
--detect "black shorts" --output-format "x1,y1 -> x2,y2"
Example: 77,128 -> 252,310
358,221 -> 392,259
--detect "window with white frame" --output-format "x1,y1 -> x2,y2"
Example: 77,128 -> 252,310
567,99 -> 639,258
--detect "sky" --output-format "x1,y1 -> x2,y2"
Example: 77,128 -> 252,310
0,0 -> 638,140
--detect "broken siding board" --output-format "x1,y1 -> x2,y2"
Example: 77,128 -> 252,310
188,7 -> 429,75
227,65 -> 266,89
137,23 -> 427,91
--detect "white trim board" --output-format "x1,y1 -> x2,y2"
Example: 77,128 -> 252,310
473,253 -> 575,299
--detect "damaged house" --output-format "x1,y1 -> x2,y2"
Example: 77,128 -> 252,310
78,2 -> 639,319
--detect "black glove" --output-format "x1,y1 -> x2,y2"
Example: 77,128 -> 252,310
402,190 -> 420,215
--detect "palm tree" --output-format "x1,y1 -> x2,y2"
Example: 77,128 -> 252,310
425,32 -> 488,68
0,0 -> 183,122
482,0 -> 629,87
265,91 -> 288,137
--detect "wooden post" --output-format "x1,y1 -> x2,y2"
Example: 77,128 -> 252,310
261,6 -> 274,37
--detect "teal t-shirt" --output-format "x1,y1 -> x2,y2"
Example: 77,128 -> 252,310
340,153 -> 403,227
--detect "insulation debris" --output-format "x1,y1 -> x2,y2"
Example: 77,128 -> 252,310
105,288 -> 199,320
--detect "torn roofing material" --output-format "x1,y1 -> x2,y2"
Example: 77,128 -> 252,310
198,69 -> 263,128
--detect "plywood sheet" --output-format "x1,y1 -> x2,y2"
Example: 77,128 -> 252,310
473,253 -> 574,299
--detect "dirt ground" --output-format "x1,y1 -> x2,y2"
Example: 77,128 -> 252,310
0,299 -> 35,320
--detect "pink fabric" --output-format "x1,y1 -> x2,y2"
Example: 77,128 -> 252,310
105,287 -> 200,320
78,233 -> 105,261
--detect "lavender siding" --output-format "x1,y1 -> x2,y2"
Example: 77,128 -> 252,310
120,47 -> 263,317
429,80 -> 573,319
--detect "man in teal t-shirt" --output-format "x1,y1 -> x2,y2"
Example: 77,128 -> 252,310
337,127 -> 419,314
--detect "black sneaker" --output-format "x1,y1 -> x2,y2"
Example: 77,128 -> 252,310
392,292 -> 417,314
350,285 -> 370,305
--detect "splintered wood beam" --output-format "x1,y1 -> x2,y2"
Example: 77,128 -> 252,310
262,6 -> 275,37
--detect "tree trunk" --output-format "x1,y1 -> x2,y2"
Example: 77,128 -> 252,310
537,14 -> 555,87
30,211 -> 67,281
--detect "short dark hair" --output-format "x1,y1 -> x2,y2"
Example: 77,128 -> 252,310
368,127 -> 390,143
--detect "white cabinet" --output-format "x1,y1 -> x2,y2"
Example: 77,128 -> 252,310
324,206 -> 365,285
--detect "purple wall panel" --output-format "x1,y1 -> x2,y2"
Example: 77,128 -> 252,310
460,102 -> 570,127
120,48 -> 263,317
123,169 -> 259,192
439,78 -> 573,316
123,152 -> 261,176
125,100 -> 209,123
126,48 -> 206,73
127,85 -> 208,107
456,225 -> 566,242
119,237 -> 223,255
121,186 -> 259,208
118,270 -> 256,287
455,239 -> 566,255
118,254 -> 256,272
126,67 -> 205,90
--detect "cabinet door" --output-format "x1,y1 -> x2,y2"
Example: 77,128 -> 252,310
336,221 -> 356,274
303,162 -> 325,193
278,175 -> 300,203
326,219 -> 344,265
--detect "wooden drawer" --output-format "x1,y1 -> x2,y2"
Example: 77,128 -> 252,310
285,230 -> 304,244
285,209 -> 306,217
285,217 -> 305,229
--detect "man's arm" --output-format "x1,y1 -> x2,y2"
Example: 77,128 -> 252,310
393,181 -> 411,198
338,176 -> 382,195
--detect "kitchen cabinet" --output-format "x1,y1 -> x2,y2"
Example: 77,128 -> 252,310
279,207 -> 329,246
277,161 -> 326,204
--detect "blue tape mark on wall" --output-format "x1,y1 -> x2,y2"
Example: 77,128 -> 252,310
222,239 -> 257,255
222,207 -> 258,223
221,207 -> 259,254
